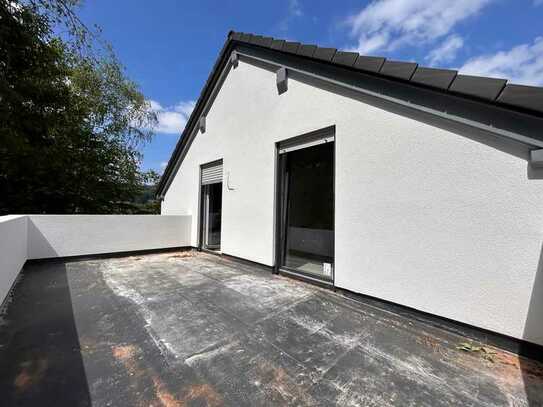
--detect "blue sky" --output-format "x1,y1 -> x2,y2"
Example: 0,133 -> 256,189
77,0 -> 543,173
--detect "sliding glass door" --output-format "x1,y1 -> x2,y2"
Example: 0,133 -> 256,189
276,129 -> 334,282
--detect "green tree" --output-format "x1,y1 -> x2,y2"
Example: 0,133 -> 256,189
0,0 -> 160,214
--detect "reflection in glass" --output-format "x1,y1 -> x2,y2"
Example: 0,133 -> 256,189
203,182 -> 222,250
282,142 -> 334,279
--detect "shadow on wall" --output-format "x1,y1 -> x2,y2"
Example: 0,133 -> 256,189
243,55 -> 543,179
294,69 -> 543,179
27,218 -> 59,259
521,244 -> 543,406
0,262 -> 91,406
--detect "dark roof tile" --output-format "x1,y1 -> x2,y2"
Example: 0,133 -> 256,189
449,75 -> 507,101
260,36 -> 274,47
313,47 -> 337,62
283,41 -> 301,54
239,33 -> 253,42
497,84 -> 543,113
380,60 -> 417,80
249,35 -> 263,45
230,32 -> 243,41
270,39 -> 285,50
332,51 -> 359,67
297,44 -> 317,57
410,67 -> 457,90
229,32 -> 531,108
354,56 -> 386,73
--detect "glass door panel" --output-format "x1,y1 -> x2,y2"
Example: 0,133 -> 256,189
279,141 -> 334,280
202,182 -> 222,250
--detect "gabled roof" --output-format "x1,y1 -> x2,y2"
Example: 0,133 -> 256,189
156,31 -> 543,198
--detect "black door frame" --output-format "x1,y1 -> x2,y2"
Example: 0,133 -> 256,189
198,159 -> 223,251
273,125 -> 336,284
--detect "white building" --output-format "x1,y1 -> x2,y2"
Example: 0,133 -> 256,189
157,32 -> 543,349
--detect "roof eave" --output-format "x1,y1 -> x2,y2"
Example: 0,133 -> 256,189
156,34 -> 237,198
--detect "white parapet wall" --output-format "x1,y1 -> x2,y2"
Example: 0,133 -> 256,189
0,216 -> 28,309
0,215 -> 192,306
27,215 -> 192,259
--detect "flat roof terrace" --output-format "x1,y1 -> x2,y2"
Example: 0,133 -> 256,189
0,251 -> 542,406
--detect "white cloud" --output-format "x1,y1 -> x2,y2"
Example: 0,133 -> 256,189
534,0 -> 543,6
344,0 -> 492,54
147,100 -> 195,134
426,35 -> 464,66
289,0 -> 303,17
148,100 -> 163,111
278,0 -> 304,32
153,161 -> 169,174
459,37 -> 543,86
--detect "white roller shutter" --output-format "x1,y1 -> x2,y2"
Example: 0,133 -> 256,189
201,162 -> 223,185
278,136 -> 334,154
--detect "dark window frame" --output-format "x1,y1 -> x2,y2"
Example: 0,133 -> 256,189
274,125 -> 336,284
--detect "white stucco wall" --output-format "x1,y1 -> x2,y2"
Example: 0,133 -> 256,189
27,215 -> 191,259
0,216 -> 28,307
161,59 -> 543,345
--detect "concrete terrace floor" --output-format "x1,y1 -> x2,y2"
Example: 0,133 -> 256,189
1,252 -> 543,406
